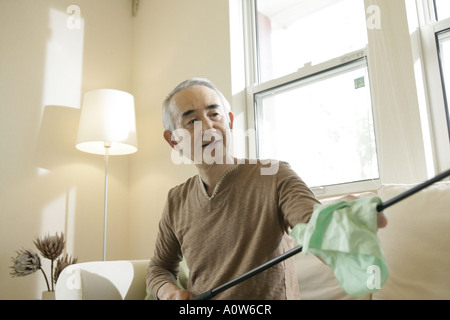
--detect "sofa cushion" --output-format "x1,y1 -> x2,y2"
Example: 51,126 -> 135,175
374,182 -> 450,299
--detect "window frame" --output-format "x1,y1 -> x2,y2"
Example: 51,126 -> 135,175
243,0 -> 381,196
415,0 -> 450,173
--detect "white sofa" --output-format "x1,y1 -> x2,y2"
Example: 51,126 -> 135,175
55,182 -> 450,300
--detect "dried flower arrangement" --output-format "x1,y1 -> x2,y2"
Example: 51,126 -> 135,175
10,232 -> 78,292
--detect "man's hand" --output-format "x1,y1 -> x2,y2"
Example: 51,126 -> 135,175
157,282 -> 193,300
376,212 -> 388,229
335,194 -> 388,229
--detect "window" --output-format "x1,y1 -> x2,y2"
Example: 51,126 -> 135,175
434,0 -> 450,21
436,29 -> 450,140
416,0 -> 450,171
246,0 -> 379,194
255,58 -> 378,188
256,0 -> 368,83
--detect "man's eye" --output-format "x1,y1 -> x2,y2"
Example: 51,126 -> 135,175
186,119 -> 197,126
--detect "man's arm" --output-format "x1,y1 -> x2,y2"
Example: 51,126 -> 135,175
147,199 -> 191,299
276,162 -> 321,228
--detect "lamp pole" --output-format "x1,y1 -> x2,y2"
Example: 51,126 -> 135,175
103,142 -> 111,261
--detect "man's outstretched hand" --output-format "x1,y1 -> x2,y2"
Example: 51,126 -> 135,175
337,194 -> 388,229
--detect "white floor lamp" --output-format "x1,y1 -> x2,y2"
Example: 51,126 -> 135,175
75,89 -> 138,261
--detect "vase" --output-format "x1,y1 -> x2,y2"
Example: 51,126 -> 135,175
42,291 -> 55,300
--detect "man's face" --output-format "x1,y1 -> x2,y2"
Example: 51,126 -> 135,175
165,85 -> 234,164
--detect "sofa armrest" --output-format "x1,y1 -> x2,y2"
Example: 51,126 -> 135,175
55,260 -> 149,300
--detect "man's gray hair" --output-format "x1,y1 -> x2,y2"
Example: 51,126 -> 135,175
162,78 -> 231,131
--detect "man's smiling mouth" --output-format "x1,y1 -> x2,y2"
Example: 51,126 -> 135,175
202,140 -> 221,148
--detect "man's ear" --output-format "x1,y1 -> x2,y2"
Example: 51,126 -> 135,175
163,130 -> 177,149
228,112 -> 234,130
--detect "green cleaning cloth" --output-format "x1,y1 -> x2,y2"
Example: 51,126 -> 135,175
291,196 -> 389,298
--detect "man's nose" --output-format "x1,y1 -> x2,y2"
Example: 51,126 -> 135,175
193,117 -> 215,139
201,117 -> 215,131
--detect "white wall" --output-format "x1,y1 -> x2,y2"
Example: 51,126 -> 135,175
0,0 -> 133,299
128,0 -> 232,259
0,0 -> 233,299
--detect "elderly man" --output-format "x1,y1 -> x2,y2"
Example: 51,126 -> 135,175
147,78 -> 386,300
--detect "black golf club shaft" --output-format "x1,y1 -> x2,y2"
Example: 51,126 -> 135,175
376,168 -> 450,212
193,245 -> 303,300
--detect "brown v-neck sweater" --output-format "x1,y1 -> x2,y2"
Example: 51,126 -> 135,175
147,160 -> 320,300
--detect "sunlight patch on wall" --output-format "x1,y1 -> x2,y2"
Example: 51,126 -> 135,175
42,7 -> 84,109
36,167 -> 50,176
38,5 -> 85,255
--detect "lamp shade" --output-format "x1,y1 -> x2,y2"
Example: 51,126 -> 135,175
76,89 -> 138,155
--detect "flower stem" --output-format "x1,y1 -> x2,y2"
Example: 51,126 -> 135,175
40,267 -> 51,292
51,259 -> 54,291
